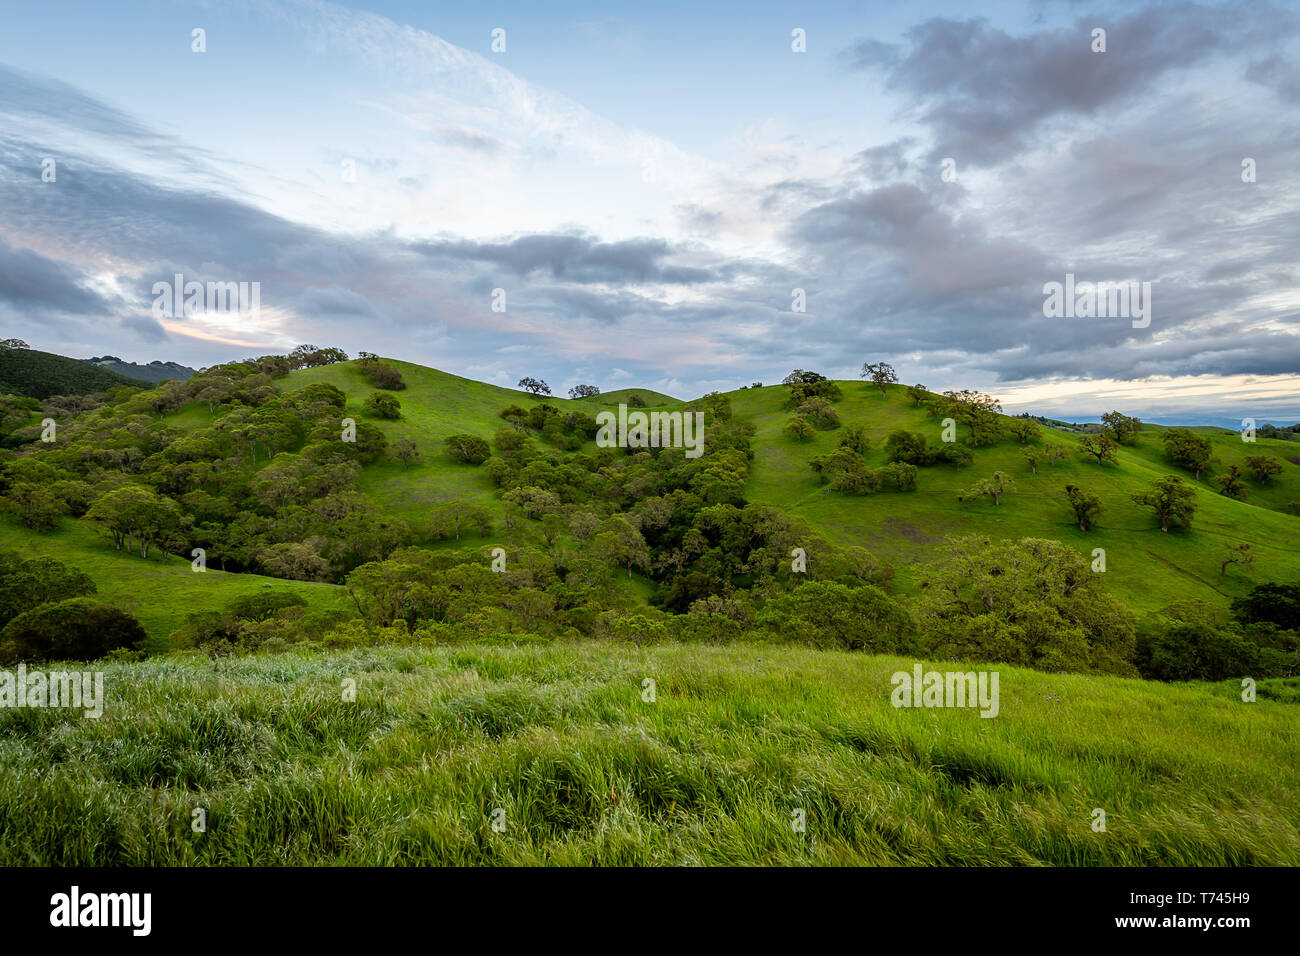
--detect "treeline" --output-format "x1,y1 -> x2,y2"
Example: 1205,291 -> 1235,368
1137,584 -> 1300,681
165,533 -> 1296,683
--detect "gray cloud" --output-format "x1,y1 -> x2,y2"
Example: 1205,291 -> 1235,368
1,5 -> 1298,423
415,234 -> 717,285
0,239 -> 111,314
845,4 -> 1299,166
1246,53 -> 1300,102
434,126 -> 504,153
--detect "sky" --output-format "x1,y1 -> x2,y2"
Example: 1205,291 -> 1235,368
0,0 -> 1298,426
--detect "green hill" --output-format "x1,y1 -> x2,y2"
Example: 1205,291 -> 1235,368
2,355 -> 1298,867
723,383 -> 1300,613
283,360 -> 564,519
0,521 -> 352,646
6,356 -> 1300,633
598,387 -> 681,406
0,346 -> 150,398
268,363 -> 1300,614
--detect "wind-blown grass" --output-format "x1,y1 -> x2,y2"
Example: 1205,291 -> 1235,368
2,641 -> 1294,865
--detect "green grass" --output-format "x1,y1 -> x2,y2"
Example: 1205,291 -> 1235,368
1,640 -> 1294,865
8,364 -> 1299,867
0,519 -> 351,645
726,383 -> 1300,613
0,347 -> 148,399
597,387 -> 681,405
282,360 -> 620,522
160,367 -> 1300,613
21,365 -> 1300,638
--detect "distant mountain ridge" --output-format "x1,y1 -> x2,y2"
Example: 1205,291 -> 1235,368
84,355 -> 197,383
0,347 -> 150,398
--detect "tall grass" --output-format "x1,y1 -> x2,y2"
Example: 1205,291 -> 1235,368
1,641 -> 1295,865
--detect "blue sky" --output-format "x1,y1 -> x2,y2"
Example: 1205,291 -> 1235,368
1,0 -> 1298,424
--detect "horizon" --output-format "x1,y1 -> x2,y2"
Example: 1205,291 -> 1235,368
2,0 -> 1298,424
29,341 -> 1300,431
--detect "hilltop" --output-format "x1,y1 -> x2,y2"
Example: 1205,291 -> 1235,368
83,355 -> 197,383
0,345 -> 150,398
2,351 -> 1297,653
272,359 -> 1300,615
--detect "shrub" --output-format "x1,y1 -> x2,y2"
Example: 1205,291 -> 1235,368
839,424 -> 871,455
499,404 -> 528,424
757,581 -> 916,652
444,434 -> 491,464
0,598 -> 146,663
363,392 -> 401,419
1142,621 -> 1261,681
0,553 -> 97,629
674,612 -> 743,644
796,397 -> 841,429
884,430 -> 933,465
1231,582 -> 1300,630
320,619 -> 414,648
939,443 -> 973,470
878,461 -> 918,491
784,418 -> 815,442
915,536 -> 1136,675
494,427 -> 531,452
358,357 -> 406,390
784,379 -> 842,408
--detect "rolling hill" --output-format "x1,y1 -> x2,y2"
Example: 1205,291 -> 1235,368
272,359 -> 1300,615
5,354 -> 1300,633
0,346 -> 150,398
83,355 -> 197,383
2,355 -> 1297,868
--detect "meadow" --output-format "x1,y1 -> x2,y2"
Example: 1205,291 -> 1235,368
1,641 -> 1295,866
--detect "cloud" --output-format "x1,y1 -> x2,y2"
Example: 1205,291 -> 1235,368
433,126 -> 504,154
0,239 -> 111,314
0,1 -> 1298,422
845,4 -> 1299,165
120,314 -> 168,343
1246,53 -> 1300,102
416,234 -> 716,284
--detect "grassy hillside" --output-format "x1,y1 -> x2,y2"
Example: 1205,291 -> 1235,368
1,641 -> 1294,865
727,383 -> 1300,613
0,347 -> 149,398
598,387 -> 680,406
0,521 -> 351,645
257,365 -> 1300,614
18,360 -> 1299,641
283,361 -> 585,519
3,358 -> 1298,869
